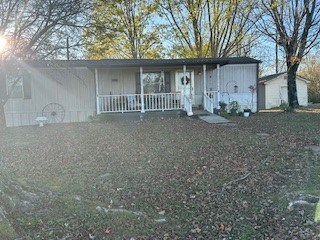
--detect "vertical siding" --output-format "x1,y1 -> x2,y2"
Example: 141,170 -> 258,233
5,67 -> 96,127
297,79 -> 308,106
265,76 -> 287,109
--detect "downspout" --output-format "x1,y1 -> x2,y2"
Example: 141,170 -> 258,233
256,63 -> 260,112
95,68 -> 100,115
140,67 -> 145,113
217,64 -> 221,108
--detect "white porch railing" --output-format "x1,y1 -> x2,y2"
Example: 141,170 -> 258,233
144,93 -> 182,111
98,93 -> 182,113
183,95 -> 193,116
204,91 -> 219,113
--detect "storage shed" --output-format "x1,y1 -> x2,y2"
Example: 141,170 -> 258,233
258,72 -> 310,110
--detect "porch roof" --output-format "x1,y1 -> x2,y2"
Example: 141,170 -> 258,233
22,57 -> 261,68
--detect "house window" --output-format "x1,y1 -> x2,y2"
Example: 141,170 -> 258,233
6,72 -> 31,99
143,72 -> 164,94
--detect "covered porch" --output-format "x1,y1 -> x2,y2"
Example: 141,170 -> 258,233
95,61 -> 222,116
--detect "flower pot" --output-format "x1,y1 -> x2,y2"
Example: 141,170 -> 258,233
243,112 -> 250,117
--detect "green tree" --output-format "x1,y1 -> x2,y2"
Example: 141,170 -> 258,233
86,0 -> 162,59
157,0 -> 258,58
257,0 -> 320,108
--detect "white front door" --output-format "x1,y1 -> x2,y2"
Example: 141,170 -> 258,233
175,70 -> 195,103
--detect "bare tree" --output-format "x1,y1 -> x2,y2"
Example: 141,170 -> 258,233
257,0 -> 320,108
157,0 -> 259,58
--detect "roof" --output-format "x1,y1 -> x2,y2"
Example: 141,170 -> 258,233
20,57 -> 261,68
259,72 -> 310,84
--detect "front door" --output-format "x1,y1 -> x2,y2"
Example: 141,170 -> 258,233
175,70 -> 195,103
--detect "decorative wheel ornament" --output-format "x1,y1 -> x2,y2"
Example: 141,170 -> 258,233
42,103 -> 65,123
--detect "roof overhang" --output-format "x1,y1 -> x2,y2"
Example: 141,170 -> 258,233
17,57 -> 261,69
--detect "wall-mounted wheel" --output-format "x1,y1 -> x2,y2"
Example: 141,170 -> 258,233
42,103 -> 65,123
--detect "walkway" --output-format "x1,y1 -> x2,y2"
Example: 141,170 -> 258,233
192,110 -> 231,124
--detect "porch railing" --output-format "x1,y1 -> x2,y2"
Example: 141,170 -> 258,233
144,93 -> 182,111
204,91 -> 219,113
98,93 -> 182,113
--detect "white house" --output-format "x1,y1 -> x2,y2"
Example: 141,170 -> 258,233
258,72 -> 310,110
3,57 -> 261,127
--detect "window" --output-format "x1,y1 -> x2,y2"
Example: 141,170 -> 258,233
143,72 -> 164,94
6,71 -> 31,99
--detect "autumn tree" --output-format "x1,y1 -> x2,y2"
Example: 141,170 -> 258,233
86,0 -> 162,59
300,57 -> 320,103
156,0 -> 259,58
0,0 -> 90,128
257,0 -> 320,108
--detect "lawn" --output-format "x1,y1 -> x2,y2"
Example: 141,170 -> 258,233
0,108 -> 320,239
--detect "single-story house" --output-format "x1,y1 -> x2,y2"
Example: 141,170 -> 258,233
3,57 -> 261,127
258,72 -> 310,110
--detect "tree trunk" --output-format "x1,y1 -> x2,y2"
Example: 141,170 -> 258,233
287,64 -> 300,108
0,103 -> 6,130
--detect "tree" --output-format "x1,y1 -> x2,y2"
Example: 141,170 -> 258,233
300,57 -> 320,103
86,0 -> 162,59
258,0 -> 320,108
0,0 -> 90,129
156,0 -> 259,58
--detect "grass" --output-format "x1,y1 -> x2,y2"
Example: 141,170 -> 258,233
1,106 -> 320,239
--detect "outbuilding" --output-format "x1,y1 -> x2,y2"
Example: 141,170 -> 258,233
258,72 -> 310,110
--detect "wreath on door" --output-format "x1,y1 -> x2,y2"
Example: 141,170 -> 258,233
181,76 -> 190,85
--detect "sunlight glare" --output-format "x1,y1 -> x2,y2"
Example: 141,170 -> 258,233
0,36 -> 7,52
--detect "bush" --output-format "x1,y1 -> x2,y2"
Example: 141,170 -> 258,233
279,102 -> 294,112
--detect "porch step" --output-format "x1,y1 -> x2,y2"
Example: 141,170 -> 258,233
198,115 -> 231,124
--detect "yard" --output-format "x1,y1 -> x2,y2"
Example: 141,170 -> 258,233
1,108 -> 320,239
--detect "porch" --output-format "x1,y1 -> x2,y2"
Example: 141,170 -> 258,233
97,91 -> 220,115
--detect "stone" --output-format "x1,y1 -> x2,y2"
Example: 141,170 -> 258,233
304,145 -> 320,154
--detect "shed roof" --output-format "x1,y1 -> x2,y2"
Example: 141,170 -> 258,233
259,72 -> 310,84
21,57 -> 261,68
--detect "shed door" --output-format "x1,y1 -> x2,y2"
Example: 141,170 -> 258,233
280,86 -> 288,104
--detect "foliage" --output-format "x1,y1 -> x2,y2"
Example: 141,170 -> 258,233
86,0 -> 163,59
219,101 -> 227,111
279,102 -> 294,112
300,57 -> 320,103
229,101 -> 239,115
156,0 -> 259,58
0,0 -> 90,60
257,0 -> 320,108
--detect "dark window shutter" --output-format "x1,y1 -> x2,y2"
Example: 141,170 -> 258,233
164,72 -> 171,92
135,72 -> 141,94
23,72 -> 32,99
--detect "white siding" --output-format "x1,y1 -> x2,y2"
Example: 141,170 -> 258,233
264,75 -> 308,109
210,64 -> 258,112
4,67 -> 96,127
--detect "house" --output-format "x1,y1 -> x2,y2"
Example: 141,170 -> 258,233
3,57 -> 261,127
258,72 -> 310,110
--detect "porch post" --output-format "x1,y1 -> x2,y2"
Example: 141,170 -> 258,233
203,64 -> 207,95
217,64 -> 221,108
95,68 -> 100,114
140,67 -> 145,113
183,65 -> 187,95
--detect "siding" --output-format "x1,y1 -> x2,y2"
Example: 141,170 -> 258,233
4,67 -> 96,127
263,75 -> 308,109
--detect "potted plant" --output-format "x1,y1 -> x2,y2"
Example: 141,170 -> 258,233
243,108 -> 251,117
229,101 -> 239,116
